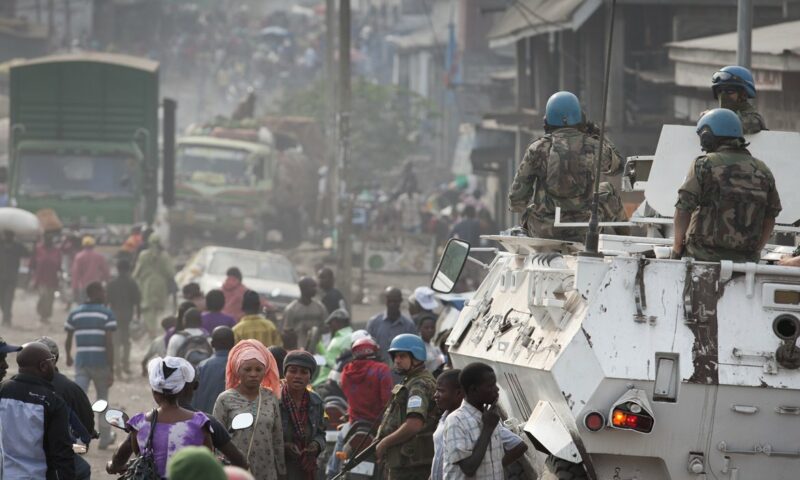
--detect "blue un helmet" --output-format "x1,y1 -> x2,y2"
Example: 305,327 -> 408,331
696,108 -> 744,138
545,91 -> 582,128
712,66 -> 756,99
388,334 -> 427,362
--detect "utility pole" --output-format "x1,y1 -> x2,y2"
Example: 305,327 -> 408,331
65,0 -> 72,50
47,0 -> 54,41
737,0 -> 753,68
337,0 -> 353,306
325,0 -> 337,230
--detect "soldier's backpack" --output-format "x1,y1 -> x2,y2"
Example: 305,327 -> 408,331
175,331 -> 213,367
695,151 -> 771,251
542,133 -> 593,202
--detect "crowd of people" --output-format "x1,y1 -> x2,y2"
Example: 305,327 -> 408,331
0,229 -> 528,480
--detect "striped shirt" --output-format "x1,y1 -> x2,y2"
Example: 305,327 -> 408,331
65,303 -> 116,367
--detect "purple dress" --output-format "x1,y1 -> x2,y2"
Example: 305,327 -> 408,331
127,410 -> 210,477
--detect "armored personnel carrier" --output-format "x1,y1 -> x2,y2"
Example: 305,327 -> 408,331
432,126 -> 800,479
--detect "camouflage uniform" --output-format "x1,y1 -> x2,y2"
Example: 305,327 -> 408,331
703,101 -> 766,135
675,143 -> 781,262
377,366 -> 437,480
508,127 -> 628,242
731,102 -> 767,135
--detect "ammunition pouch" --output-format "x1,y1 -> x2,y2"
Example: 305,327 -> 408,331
385,431 -> 435,469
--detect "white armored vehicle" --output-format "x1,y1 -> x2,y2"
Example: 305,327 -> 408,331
432,126 -> 800,480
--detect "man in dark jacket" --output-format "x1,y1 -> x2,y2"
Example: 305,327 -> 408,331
0,342 -> 75,479
193,326 -> 234,415
106,259 -> 141,376
36,336 -> 95,479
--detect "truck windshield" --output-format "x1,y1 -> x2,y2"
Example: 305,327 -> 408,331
17,153 -> 136,198
177,145 -> 251,186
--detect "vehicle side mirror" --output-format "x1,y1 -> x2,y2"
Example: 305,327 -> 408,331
105,409 -> 129,430
231,412 -> 254,431
431,238 -> 471,293
92,399 -> 108,413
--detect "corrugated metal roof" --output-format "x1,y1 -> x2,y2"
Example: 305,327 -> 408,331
488,0 -> 601,48
668,19 -> 800,55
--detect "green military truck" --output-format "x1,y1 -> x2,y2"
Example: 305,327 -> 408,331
8,52 -> 175,242
170,133 -> 275,251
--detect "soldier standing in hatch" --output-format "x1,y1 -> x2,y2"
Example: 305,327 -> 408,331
672,108 -> 781,262
375,334 -> 438,480
508,91 -> 628,242
707,65 -> 766,135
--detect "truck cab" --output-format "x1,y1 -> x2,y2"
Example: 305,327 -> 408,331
8,52 -> 162,242
170,135 -> 275,250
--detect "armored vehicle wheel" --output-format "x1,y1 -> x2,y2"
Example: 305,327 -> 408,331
545,456 -> 588,480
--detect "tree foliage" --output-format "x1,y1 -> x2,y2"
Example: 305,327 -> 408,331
276,78 -> 437,185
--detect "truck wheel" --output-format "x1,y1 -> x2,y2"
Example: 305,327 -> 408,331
545,456 -> 588,480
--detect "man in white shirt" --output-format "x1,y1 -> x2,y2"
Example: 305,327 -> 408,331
442,362 -> 527,479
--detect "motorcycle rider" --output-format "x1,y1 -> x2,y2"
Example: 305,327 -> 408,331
326,336 -> 392,478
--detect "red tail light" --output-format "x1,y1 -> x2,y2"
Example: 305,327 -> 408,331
583,411 -> 605,432
610,407 -> 654,433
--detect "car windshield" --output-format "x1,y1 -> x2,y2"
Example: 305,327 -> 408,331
208,251 -> 297,284
177,145 -> 251,186
17,153 -> 136,198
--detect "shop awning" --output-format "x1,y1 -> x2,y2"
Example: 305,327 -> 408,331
488,0 -> 602,49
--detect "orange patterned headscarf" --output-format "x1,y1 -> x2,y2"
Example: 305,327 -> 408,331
225,339 -> 281,398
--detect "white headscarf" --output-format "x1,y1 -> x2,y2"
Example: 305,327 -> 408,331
148,356 -> 195,395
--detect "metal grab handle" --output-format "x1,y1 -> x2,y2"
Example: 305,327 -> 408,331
775,406 -> 800,415
718,441 -> 800,457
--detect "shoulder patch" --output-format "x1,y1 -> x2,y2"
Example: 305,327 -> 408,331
407,395 -> 423,409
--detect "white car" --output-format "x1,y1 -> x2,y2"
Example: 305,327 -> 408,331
175,246 -> 300,311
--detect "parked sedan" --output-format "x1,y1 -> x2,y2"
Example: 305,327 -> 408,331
175,246 -> 300,311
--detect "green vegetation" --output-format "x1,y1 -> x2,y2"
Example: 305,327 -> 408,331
277,78 -> 437,185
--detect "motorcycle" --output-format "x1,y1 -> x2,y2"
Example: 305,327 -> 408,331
91,400 -> 254,473
327,417 -> 384,480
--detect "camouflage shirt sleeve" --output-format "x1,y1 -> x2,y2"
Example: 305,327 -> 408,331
675,157 -> 705,212
508,138 -> 547,212
600,138 -> 624,176
764,169 -> 782,218
404,377 -> 433,419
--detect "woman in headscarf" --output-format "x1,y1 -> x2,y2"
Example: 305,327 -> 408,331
279,350 -> 326,480
107,357 -> 213,478
213,340 -> 286,480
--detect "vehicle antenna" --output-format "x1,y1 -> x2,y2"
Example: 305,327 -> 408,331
582,0 -> 617,256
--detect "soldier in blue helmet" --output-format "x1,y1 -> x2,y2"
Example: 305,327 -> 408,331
708,65 -> 766,134
374,334 -> 438,479
673,108 -> 781,262
508,91 -> 628,242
